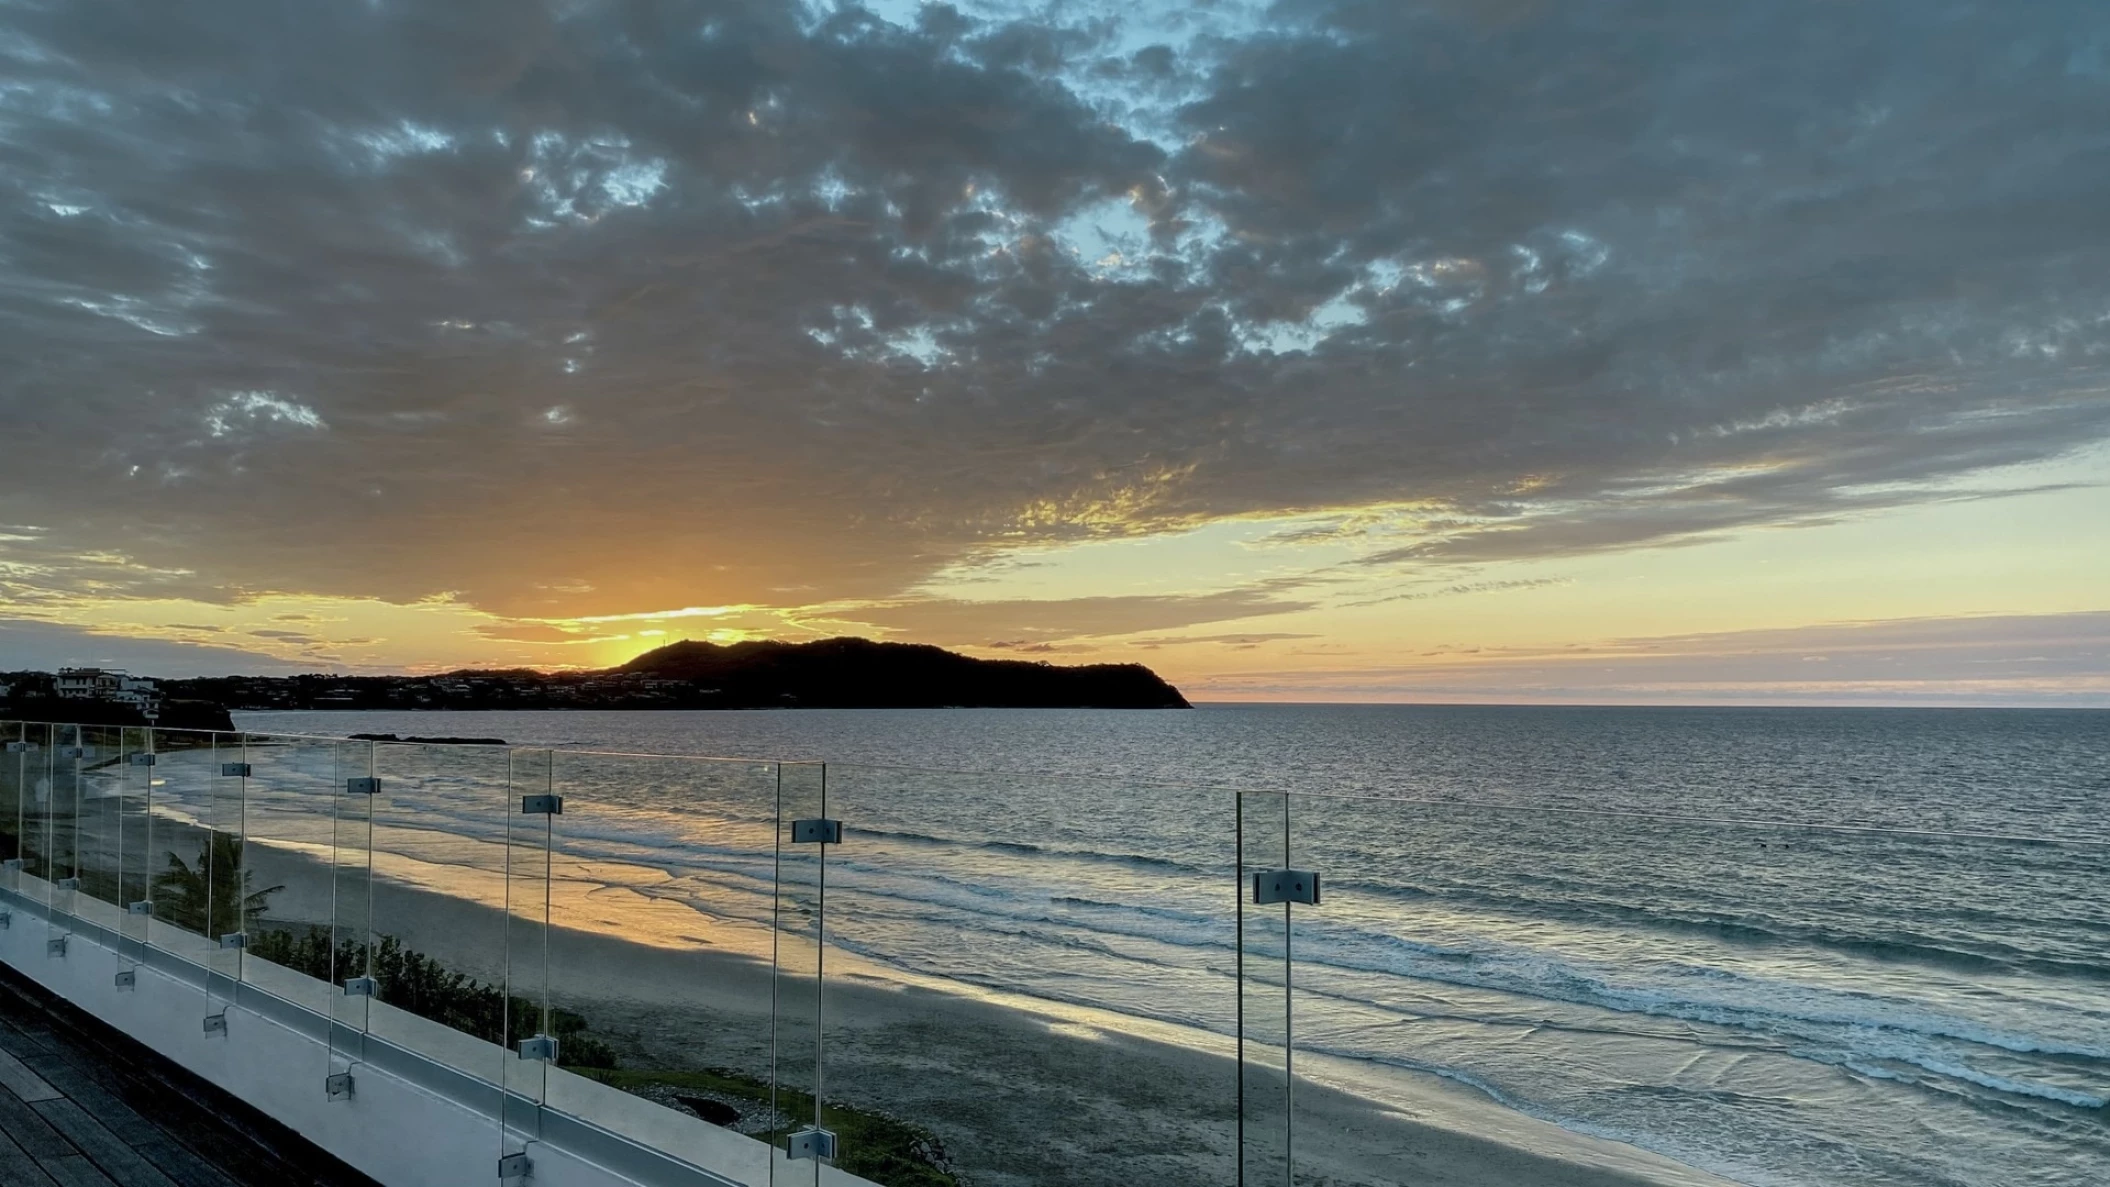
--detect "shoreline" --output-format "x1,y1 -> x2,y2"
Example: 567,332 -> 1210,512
27,746 -> 1753,1186
216,822 -> 1743,1187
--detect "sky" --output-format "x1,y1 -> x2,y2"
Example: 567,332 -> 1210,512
1,0 -> 2107,705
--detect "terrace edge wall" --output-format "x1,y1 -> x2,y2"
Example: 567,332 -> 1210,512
0,881 -> 782,1187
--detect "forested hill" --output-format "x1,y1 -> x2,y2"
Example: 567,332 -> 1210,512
55,638 -> 1191,712
614,638 -> 1190,709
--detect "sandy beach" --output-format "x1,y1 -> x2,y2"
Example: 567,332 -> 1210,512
207,821 -> 1743,1187
10,748 -> 1751,1186
12,770 -> 1743,1187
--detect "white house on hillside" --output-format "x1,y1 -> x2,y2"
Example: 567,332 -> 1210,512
53,667 -> 162,719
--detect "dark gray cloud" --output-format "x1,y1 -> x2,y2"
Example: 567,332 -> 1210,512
846,589 -> 1312,644
1128,632 -> 1317,650
983,639 -> 1065,653
0,619 -> 307,676
2,0 -> 2107,621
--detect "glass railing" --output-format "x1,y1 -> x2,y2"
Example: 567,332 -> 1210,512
0,718 -> 2102,1187
1259,792 -> 2110,1187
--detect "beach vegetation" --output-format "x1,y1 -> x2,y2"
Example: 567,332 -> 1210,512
576,1066 -> 961,1186
151,833 -> 282,938
248,929 -> 619,1069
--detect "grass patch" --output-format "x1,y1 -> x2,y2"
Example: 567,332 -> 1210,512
577,1066 -> 961,1187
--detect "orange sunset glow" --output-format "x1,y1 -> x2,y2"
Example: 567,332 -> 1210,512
2,1 -> 2106,705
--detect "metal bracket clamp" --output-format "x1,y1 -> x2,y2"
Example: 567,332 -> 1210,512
786,1127 -> 839,1161
345,777 -> 381,795
220,762 -> 252,778
344,976 -> 377,997
219,932 -> 248,950
791,818 -> 843,845
3,741 -> 35,753
203,1013 -> 227,1035
129,752 -> 157,767
518,1034 -> 558,1062
498,1151 -> 532,1180
1252,869 -> 1321,906
128,901 -> 153,916
520,794 -> 563,816
59,746 -> 90,759
2,858 -> 21,870
114,969 -> 136,990
47,936 -> 66,957
56,877 -> 80,891
326,1072 -> 354,1101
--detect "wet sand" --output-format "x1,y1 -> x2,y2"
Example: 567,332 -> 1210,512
224,832 -> 1744,1187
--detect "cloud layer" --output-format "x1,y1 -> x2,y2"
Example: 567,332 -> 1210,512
1191,612 -> 2110,705
0,618 -> 310,677
3,0 -> 2108,630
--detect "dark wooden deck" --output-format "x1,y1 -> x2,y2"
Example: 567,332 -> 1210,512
0,962 -> 379,1187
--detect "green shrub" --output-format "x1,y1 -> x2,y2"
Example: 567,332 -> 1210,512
249,924 -> 617,1069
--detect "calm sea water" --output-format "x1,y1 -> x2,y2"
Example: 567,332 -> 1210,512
234,705 -> 2110,1187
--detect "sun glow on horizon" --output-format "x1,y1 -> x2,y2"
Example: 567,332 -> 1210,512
7,462 -> 2105,705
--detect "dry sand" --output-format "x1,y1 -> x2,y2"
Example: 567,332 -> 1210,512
16,782 -> 1747,1187
219,831 -> 1748,1187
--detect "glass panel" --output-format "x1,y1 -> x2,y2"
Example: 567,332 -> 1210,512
536,749 -> 783,1183
360,741 -> 513,1100
502,747 -> 554,1162
138,727 -> 224,969
51,723 -> 88,918
239,733 -> 345,1020
1239,790 -> 1292,1187
1268,794 -> 2110,1187
812,764 -> 1242,1187
113,725 -> 155,964
22,723 -> 59,899
771,760 -> 827,1186
44,723 -> 75,909
55,723 -> 123,926
329,739 -> 377,1087
1284,791 -> 1382,1187
203,734 -> 250,1010
0,721 -> 29,892
69,723 -> 114,919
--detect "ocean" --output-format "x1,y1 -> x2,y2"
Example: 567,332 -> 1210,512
229,704 -> 2110,1187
